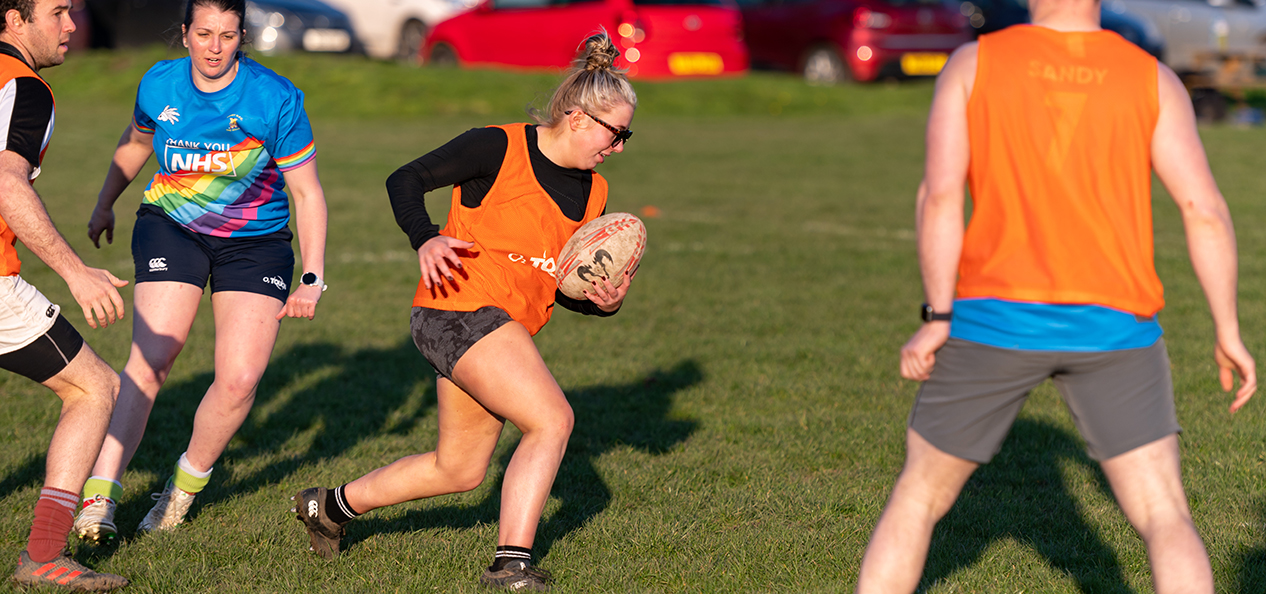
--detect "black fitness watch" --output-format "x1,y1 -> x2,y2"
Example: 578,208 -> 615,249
301,272 -> 328,292
921,303 -> 952,323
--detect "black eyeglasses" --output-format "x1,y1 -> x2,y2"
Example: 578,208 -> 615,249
567,110 -> 632,147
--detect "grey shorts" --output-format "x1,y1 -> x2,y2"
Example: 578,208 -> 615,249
909,338 -> 1179,463
410,305 -> 513,381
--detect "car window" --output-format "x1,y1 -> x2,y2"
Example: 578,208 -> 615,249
494,0 -> 549,8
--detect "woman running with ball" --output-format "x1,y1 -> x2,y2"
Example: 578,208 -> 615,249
72,0 -> 328,541
293,33 -> 635,591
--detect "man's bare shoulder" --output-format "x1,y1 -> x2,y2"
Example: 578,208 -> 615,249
1156,61 -> 1184,96
937,42 -> 978,91
947,41 -> 979,64
933,42 -> 978,99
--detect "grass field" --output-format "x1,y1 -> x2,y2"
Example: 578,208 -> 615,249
0,49 -> 1264,592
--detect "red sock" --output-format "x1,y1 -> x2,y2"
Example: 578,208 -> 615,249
26,487 -> 78,563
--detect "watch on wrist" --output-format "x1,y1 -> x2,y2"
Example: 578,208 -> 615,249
921,303 -> 951,323
301,272 -> 328,292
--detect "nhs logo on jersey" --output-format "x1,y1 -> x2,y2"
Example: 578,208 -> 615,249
164,140 -> 238,176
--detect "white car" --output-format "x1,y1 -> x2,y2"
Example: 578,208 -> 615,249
321,0 -> 478,61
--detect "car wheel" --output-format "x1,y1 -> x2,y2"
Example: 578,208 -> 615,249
397,20 -> 427,64
803,45 -> 850,85
428,42 -> 458,67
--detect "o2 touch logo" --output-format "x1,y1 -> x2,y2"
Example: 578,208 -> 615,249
508,251 -> 556,274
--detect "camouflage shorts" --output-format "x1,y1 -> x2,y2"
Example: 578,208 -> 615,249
410,306 -> 513,381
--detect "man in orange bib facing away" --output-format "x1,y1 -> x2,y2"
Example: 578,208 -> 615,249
855,0 -> 1256,590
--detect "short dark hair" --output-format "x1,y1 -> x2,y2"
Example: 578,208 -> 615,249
0,0 -> 36,35
183,0 -> 246,33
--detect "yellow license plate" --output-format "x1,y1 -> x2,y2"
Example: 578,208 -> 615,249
668,53 -> 725,76
900,53 -> 949,76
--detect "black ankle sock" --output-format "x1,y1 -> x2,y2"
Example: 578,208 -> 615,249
489,545 -> 532,571
324,485 -> 361,525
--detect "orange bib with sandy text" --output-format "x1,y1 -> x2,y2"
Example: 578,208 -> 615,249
959,25 -> 1163,316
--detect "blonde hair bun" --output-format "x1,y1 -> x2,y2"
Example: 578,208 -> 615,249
532,31 -> 638,127
578,34 -> 620,71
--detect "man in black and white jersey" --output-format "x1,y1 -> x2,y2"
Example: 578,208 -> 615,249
0,0 -> 130,590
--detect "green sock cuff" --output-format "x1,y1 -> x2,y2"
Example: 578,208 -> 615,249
81,477 -> 123,502
172,466 -> 212,494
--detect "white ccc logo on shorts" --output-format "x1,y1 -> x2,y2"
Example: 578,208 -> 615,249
263,276 -> 288,291
149,258 -> 168,272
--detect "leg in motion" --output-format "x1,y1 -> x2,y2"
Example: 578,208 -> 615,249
856,429 -> 978,594
447,322 -> 572,591
77,282 -> 201,541
16,342 -> 129,590
1100,434 -> 1213,594
139,291 -> 282,532
295,375 -> 506,559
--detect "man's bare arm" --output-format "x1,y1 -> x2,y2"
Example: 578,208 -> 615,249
0,151 -> 127,328
1151,62 -> 1256,411
918,42 -> 976,314
900,42 -> 976,381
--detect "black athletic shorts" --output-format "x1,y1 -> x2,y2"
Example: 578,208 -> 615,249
411,306 -> 513,381
0,315 -> 84,383
132,205 -> 295,302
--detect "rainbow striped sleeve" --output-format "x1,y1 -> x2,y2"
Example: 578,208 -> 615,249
133,115 -> 155,134
275,141 -> 316,172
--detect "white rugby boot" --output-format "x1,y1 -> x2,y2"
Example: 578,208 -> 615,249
137,480 -> 196,532
73,495 -> 118,544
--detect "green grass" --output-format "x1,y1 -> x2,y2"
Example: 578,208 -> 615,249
0,51 -> 1263,592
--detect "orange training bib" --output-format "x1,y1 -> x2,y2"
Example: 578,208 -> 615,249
412,124 -> 608,335
959,25 -> 1163,316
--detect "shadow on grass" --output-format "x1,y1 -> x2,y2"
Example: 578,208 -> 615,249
1237,500 -> 1266,593
0,453 -> 46,502
111,338 -> 437,533
348,359 -> 703,558
920,418 -> 1131,593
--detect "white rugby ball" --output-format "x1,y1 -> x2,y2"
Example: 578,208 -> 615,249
556,212 -> 647,300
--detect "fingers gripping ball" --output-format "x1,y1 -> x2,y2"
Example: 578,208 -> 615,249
556,213 -> 646,299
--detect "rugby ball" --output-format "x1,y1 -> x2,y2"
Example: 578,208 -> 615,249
556,213 -> 646,300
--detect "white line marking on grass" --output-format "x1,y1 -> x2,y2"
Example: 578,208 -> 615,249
803,221 -> 915,240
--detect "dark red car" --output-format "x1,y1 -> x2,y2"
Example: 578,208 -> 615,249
739,0 -> 971,83
423,0 -> 748,78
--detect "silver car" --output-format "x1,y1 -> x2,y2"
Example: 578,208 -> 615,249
1115,0 -> 1266,73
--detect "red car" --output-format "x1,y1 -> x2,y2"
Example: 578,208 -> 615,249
423,0 -> 748,78
740,0 -> 971,83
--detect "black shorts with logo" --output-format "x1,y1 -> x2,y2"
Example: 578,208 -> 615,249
0,315 -> 84,383
132,205 -> 295,302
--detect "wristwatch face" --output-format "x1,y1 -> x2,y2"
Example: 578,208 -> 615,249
921,303 -> 934,322
301,272 -> 318,286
